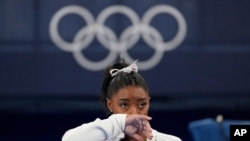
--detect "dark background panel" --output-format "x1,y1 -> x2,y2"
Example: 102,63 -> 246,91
1,0 -> 250,97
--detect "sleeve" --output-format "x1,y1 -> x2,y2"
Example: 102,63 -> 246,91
153,130 -> 182,141
62,114 -> 126,141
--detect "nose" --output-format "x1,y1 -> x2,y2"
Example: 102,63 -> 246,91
127,106 -> 138,115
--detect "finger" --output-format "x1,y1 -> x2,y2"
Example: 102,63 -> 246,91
143,129 -> 153,140
126,114 -> 151,126
137,115 -> 152,121
141,119 -> 144,131
143,120 -> 153,139
135,117 -> 143,131
131,133 -> 144,141
136,115 -> 152,131
144,120 -> 153,132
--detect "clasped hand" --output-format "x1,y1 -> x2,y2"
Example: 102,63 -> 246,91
125,114 -> 153,141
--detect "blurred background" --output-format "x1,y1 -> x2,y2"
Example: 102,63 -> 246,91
1,0 -> 250,141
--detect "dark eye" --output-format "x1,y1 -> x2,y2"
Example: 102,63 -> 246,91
120,103 -> 128,108
139,102 -> 147,108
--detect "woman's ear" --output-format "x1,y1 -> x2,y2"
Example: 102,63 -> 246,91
106,98 -> 112,112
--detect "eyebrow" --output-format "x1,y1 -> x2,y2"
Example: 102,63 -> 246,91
118,98 -> 147,101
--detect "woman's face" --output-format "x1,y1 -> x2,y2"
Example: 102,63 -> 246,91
107,86 -> 150,115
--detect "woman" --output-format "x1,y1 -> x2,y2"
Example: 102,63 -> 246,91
62,59 -> 181,141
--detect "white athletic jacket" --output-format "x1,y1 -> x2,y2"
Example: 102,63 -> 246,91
62,114 -> 181,141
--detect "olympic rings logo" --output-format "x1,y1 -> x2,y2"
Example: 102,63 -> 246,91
49,5 -> 187,71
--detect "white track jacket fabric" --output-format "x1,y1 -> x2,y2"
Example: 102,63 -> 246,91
62,114 -> 181,141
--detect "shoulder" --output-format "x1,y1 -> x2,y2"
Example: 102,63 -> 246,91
152,130 -> 182,141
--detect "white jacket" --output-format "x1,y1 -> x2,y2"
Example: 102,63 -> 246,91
62,114 -> 181,141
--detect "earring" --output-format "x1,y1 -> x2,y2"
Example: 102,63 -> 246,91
109,109 -> 113,112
